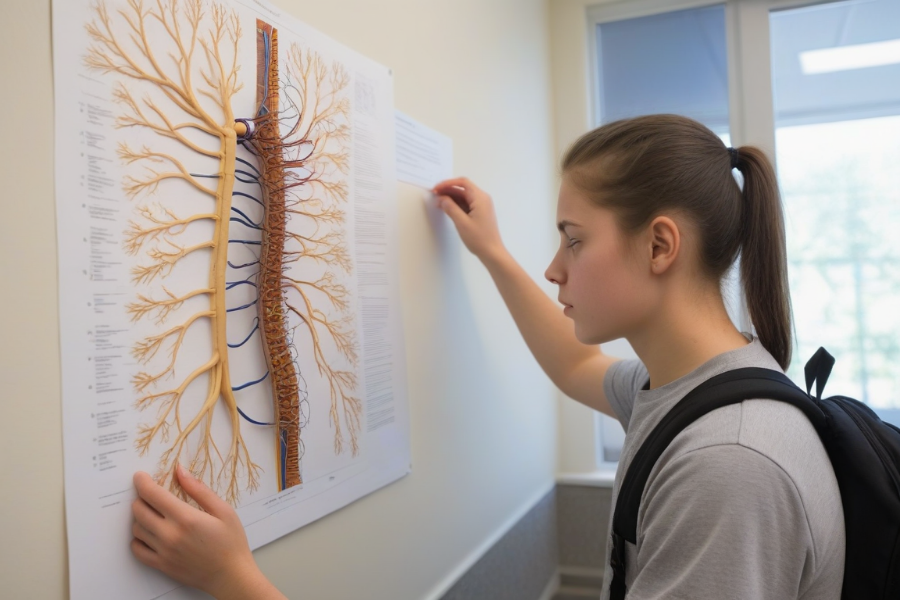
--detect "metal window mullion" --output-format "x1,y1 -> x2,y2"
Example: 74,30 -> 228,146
729,0 -> 779,158
727,0 -> 785,334
727,0 -> 823,334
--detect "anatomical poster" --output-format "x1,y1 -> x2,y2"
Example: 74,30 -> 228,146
52,0 -> 409,597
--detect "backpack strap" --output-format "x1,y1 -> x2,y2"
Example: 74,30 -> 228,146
608,367 -> 827,600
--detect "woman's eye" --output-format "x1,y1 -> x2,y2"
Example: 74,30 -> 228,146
566,238 -> 580,248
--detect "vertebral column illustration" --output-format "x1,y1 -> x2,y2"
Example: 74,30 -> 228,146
86,0 -> 258,503
241,21 -> 360,490
249,21 -> 305,491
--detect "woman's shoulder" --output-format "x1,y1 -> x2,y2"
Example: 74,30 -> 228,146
668,395 -> 837,497
655,399 -> 845,581
736,398 -> 839,500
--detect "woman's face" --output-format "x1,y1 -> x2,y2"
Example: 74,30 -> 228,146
545,177 -> 657,345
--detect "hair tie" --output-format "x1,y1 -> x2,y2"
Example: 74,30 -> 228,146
728,147 -> 739,169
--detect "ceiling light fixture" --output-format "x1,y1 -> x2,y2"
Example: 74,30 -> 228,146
800,38 -> 900,74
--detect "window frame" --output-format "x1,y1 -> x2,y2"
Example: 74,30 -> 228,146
584,0 -> 847,469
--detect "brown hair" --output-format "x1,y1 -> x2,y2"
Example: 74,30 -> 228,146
562,114 -> 792,369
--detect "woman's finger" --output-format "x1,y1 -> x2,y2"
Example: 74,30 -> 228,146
434,178 -> 480,206
437,194 -> 471,226
133,471 -> 182,519
132,519 -> 159,551
130,537 -> 161,570
434,176 -> 475,191
175,463 -> 232,521
433,186 -> 471,212
132,497 -> 163,529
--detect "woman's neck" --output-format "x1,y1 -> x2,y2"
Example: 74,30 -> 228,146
627,290 -> 750,390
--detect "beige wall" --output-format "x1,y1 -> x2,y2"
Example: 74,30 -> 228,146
548,0 -> 623,475
0,0 -> 559,598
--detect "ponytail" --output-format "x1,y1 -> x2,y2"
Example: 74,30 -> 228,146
733,147 -> 793,370
562,115 -> 794,370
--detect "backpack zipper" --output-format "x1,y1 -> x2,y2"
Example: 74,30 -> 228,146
834,398 -> 900,497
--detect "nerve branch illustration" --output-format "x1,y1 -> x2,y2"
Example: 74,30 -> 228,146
84,0 -> 358,503
57,0 -> 407,595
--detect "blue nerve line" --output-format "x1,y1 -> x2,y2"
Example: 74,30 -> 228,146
237,407 -> 273,426
227,319 -> 260,348
232,371 -> 269,391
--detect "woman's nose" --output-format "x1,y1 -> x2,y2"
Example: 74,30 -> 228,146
545,254 -> 565,285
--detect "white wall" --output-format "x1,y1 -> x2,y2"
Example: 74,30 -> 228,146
0,1 -> 559,598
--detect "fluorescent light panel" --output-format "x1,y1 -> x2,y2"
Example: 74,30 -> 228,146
800,38 -> 900,74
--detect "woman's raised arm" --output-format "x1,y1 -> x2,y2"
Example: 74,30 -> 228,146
433,178 -> 619,416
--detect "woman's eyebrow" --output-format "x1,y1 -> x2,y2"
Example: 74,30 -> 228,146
557,219 -> 580,233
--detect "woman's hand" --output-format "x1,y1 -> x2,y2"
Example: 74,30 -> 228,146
131,466 -> 286,600
433,178 -> 507,264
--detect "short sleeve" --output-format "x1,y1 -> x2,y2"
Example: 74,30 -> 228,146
627,444 -> 815,600
603,359 -> 649,432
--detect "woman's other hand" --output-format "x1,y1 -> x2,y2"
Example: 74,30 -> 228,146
131,466 -> 286,600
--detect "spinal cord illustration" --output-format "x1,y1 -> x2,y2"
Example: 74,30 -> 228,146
85,0 -> 360,504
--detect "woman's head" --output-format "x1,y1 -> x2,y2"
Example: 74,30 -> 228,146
547,114 -> 793,369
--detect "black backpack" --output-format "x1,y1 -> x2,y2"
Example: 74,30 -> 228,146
609,348 -> 900,600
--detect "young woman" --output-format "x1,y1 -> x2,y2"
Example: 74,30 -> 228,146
131,114 -> 844,599
432,114 -> 844,599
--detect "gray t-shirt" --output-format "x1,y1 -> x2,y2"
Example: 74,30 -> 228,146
598,336 -> 845,600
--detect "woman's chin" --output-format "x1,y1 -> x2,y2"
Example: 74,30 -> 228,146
573,326 -> 604,346
573,322 -> 622,346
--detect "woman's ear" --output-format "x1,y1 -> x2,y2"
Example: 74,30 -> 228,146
647,216 -> 681,275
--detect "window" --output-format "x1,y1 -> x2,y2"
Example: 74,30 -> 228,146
587,0 -> 900,468
589,2 -> 733,465
771,0 -> 900,425
592,4 -> 730,139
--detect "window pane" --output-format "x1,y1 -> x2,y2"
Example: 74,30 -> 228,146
771,0 -> 900,425
595,4 -> 729,135
770,0 -> 900,126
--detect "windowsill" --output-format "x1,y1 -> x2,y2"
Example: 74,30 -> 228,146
556,469 -> 617,488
